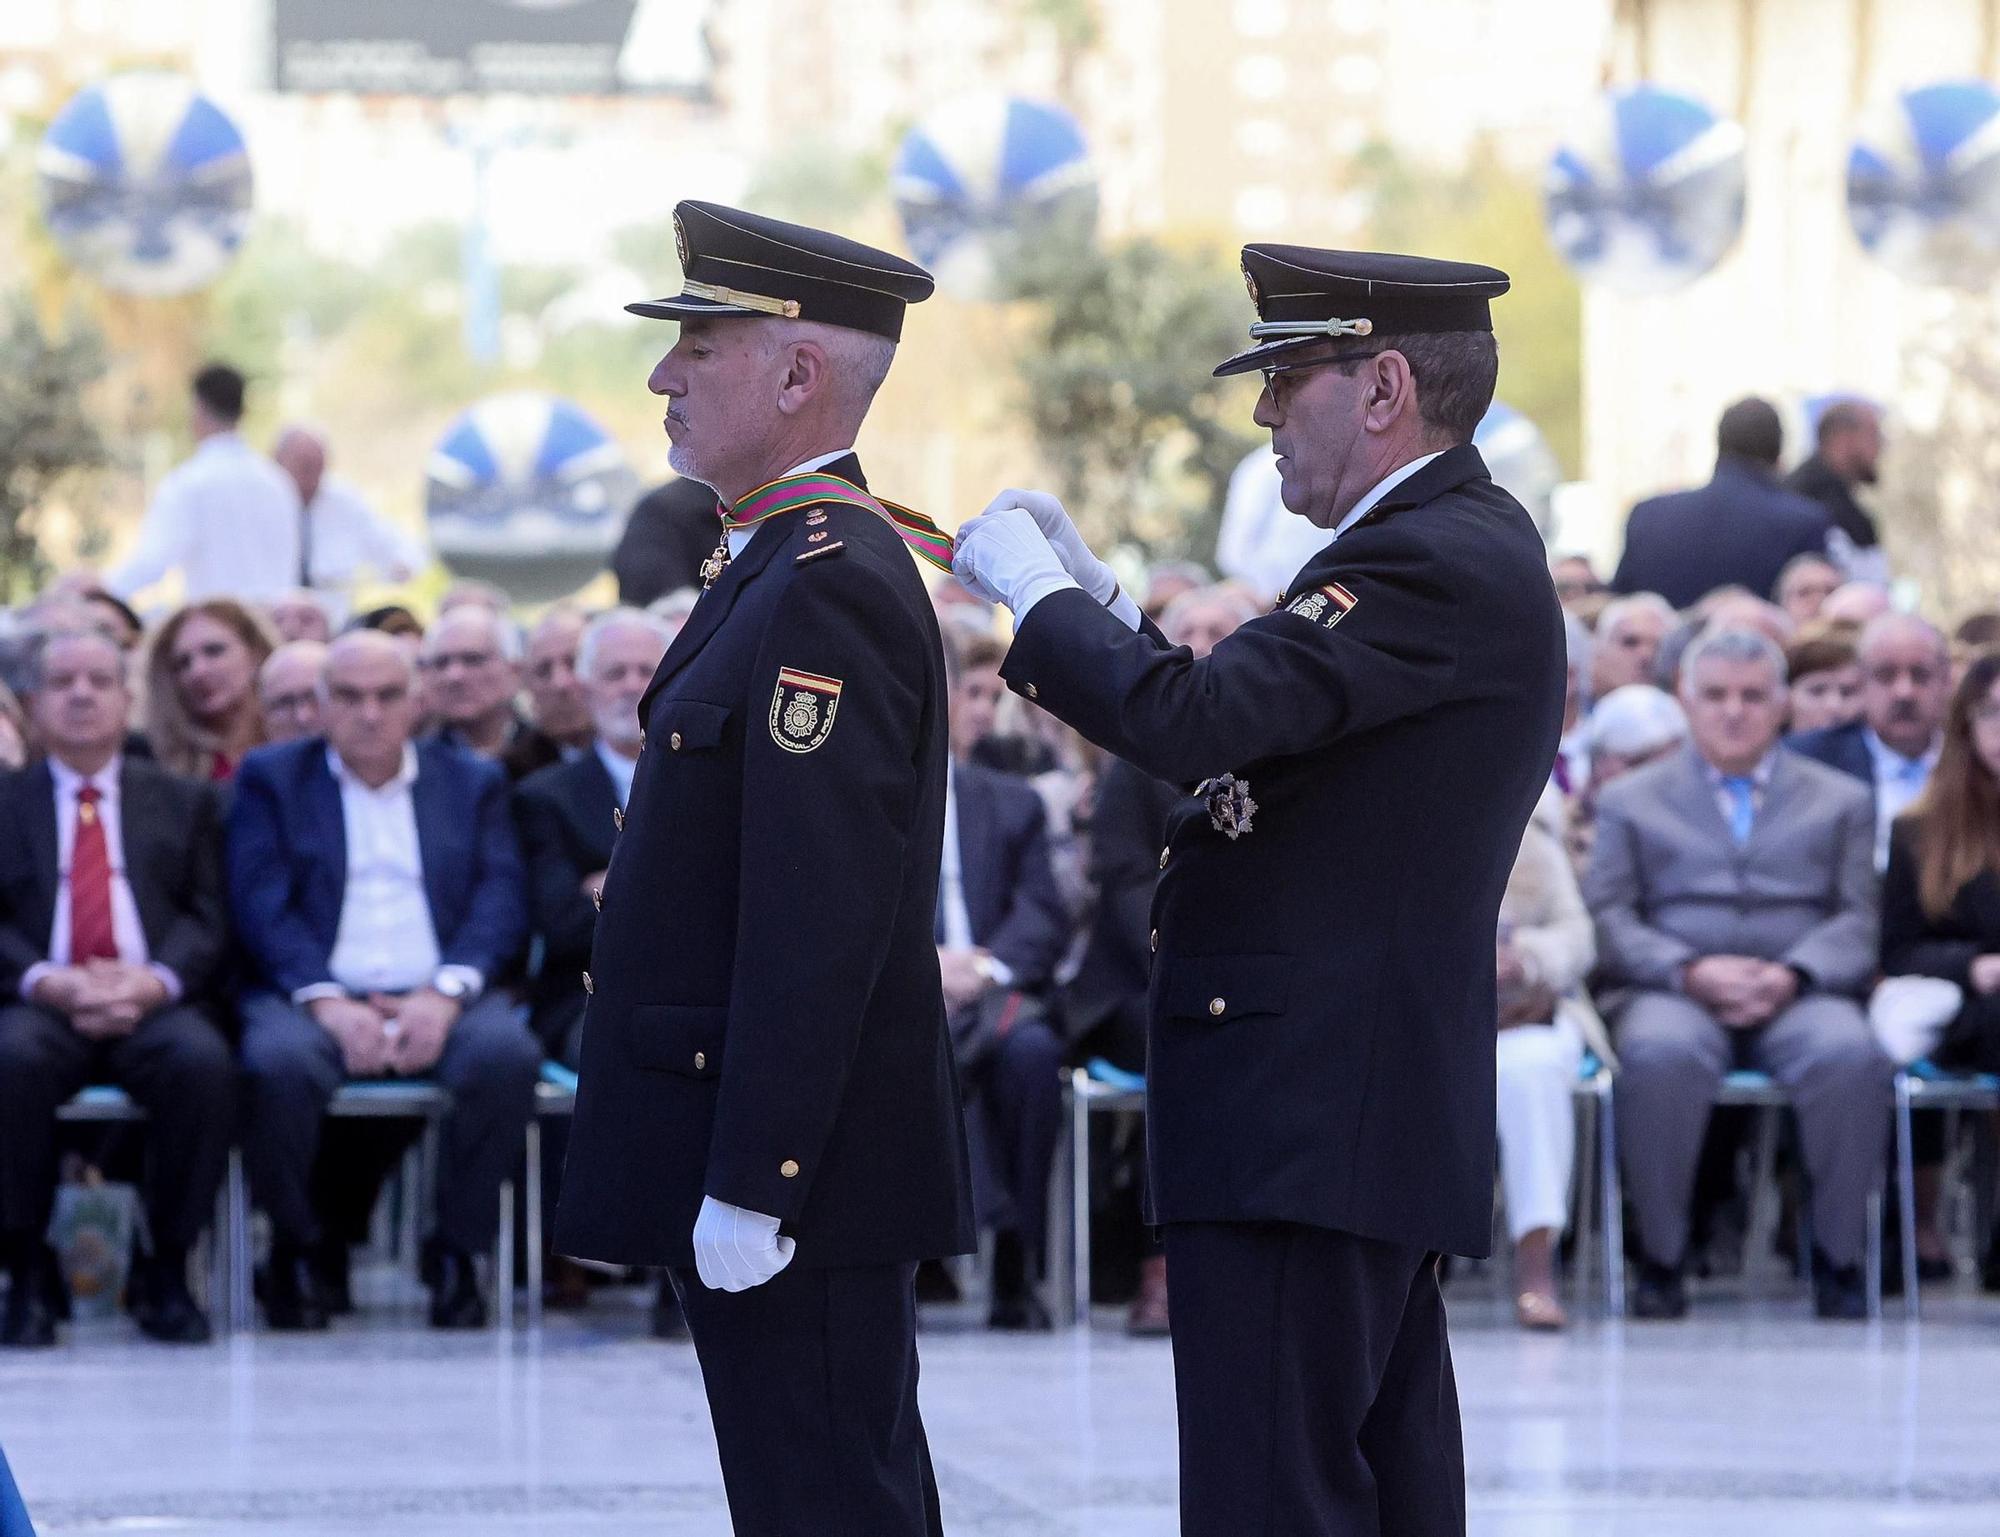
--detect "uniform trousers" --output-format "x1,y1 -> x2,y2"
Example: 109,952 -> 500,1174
1495,1012 -> 1583,1243
238,991 -> 539,1255
1614,990 -> 1894,1267
1164,1221 -> 1464,1537
0,1002 -> 236,1260
668,1260 -> 942,1537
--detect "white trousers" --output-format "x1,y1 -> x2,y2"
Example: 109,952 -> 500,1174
1495,1010 -> 1583,1244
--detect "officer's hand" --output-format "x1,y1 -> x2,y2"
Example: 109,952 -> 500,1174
980,490 -> 1143,628
952,508 -> 1074,619
692,1195 -> 796,1292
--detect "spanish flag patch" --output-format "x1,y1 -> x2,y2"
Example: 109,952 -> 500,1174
770,667 -> 843,753
1284,582 -> 1358,629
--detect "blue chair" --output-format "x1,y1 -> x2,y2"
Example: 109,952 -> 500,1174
1892,1061 -> 2000,1322
521,1061 -> 578,1328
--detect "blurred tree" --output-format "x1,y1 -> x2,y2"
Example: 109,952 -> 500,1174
744,140 -> 889,227
0,296 -> 113,600
1355,142 -> 1584,476
1007,236 -> 1259,559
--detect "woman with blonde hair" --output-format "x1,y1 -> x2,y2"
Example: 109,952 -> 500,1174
142,599 -> 277,780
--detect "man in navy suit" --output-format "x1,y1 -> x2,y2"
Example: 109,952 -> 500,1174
1612,398 -> 1831,609
227,630 -> 537,1330
938,631 -> 1071,1329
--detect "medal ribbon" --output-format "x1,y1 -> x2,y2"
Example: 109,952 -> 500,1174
719,473 -> 955,574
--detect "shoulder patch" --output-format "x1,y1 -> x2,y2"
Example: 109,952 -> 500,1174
770,667 -> 843,753
1284,582 -> 1357,628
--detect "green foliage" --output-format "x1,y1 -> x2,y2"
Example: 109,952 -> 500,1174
1007,237 -> 1260,558
743,141 -> 890,228
0,296 -> 113,600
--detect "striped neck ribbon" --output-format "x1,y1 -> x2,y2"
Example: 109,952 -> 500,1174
719,472 -> 954,574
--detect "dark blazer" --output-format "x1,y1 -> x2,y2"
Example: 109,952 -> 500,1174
512,749 -> 620,1053
1000,443 -> 1566,1258
949,759 -> 1067,991
0,757 -> 229,1004
1611,457 -> 1830,607
556,455 -> 975,1271
612,476 -> 721,607
225,737 -> 528,997
1064,757 -> 1180,1054
1881,818 -> 2000,1071
1787,453 -> 1880,554
1787,720 -> 1875,794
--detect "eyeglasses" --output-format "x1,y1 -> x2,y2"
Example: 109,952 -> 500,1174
1257,349 -> 1387,393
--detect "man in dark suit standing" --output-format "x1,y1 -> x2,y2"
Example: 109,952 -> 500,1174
1612,397 -> 1831,608
0,628 -> 236,1347
1786,399 -> 1888,584
228,630 -> 537,1331
956,248 -> 1566,1537
937,631 -> 1070,1330
555,202 -> 973,1537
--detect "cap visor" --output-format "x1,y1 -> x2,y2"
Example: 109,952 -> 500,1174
1212,335 -> 1328,378
624,295 -> 764,322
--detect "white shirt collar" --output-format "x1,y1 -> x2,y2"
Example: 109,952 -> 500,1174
781,447 -> 856,480
48,754 -> 122,799
1862,727 -> 1940,778
594,738 -> 638,805
327,743 -> 418,792
1332,451 -> 1445,540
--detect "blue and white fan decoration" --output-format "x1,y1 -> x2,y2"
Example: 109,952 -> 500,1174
36,71 -> 254,297
891,94 -> 1098,298
425,392 -> 639,601
1474,403 -> 1562,538
1847,80 -> 2000,287
1543,85 -> 1747,295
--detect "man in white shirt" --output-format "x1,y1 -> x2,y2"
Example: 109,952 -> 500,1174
227,632 -> 536,1332
105,364 -> 302,605
273,425 -> 428,609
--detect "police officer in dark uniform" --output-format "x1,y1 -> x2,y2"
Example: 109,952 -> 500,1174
555,201 -> 974,1537
955,247 -> 1567,1537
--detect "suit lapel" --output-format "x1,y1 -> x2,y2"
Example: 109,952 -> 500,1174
23,761 -> 58,945
308,747 -> 347,901
1667,747 -> 1736,849
117,761 -> 165,943
408,746 -> 449,923
956,768 -> 997,941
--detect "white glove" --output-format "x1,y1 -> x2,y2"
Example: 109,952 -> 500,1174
692,1195 -> 796,1292
980,489 -> 1142,630
951,508 -> 1079,620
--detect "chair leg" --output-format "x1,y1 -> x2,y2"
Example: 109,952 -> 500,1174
1896,1076 -> 1920,1324
1070,1074 -> 1092,1329
1599,1078 -> 1625,1318
496,1179 -> 515,1332
1865,1185 -> 1883,1323
1573,1086 -> 1598,1309
1745,1108 -> 1783,1294
525,1118 -> 543,1331
228,1148 -> 252,1334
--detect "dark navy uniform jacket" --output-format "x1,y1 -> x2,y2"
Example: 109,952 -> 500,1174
555,456 -> 975,1270
1002,444 -> 1564,1258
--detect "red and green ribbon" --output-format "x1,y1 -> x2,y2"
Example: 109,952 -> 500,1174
720,472 -> 954,574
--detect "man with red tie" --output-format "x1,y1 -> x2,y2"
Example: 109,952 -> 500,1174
0,628 -> 237,1347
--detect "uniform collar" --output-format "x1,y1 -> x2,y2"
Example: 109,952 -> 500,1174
1333,451 -> 1445,540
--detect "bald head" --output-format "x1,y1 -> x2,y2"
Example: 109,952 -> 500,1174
259,640 -> 327,743
321,630 -> 420,783
1857,612 -> 1949,757
273,426 -> 328,506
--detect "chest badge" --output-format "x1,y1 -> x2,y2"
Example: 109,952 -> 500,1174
1196,772 -> 1258,840
770,667 -> 843,753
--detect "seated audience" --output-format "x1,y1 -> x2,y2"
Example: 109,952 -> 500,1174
1565,684 -> 1689,871
1702,592 -> 1796,651
1141,560 -> 1211,619
438,579 -> 510,617
351,603 -> 425,657
1591,593 -> 1674,702
1775,553 -> 1843,629
0,681 -> 24,772
1556,613 -> 1593,795
644,588 -> 700,641
227,631 -> 535,1331
258,641 -> 326,745
1585,628 -> 1889,1321
143,599 -> 277,780
1821,581 -> 1892,628
0,630 -> 235,1347
268,590 -> 334,646
939,633 -> 1070,1331
1784,628 -> 1863,734
1496,787 -> 1603,1331
1880,648 -> 2000,1288
508,607 -> 591,781
421,607 -> 534,772
77,588 -> 144,653
1551,553 -> 1607,614
1789,613 -> 1949,870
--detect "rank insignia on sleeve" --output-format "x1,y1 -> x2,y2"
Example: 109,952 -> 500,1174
770,667 -> 843,753
1286,582 -> 1357,628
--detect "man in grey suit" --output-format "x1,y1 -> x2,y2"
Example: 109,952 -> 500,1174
1585,627 -> 1890,1321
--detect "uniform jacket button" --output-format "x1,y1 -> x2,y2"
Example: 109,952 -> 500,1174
1023,682 -> 1039,699
1208,997 -> 1226,1016
693,1051 -> 706,1070
582,971 -> 594,995
780,1159 -> 801,1179
1149,929 -> 1158,953
1158,847 -> 1170,869
670,731 -> 684,750
592,887 -> 603,912
612,807 -> 624,831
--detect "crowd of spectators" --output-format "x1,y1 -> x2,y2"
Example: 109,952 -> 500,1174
6,367 -> 2000,1358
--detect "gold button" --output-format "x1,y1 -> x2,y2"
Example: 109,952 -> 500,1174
1024,683 -> 1039,699
592,887 -> 603,912
1149,929 -> 1158,953
1208,997 -> 1225,1016
780,1159 -> 800,1179
1159,847 -> 1170,869
670,732 -> 683,751
693,1051 -> 706,1070
582,971 -> 594,995
612,807 -> 624,831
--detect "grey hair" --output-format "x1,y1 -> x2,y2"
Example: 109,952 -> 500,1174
18,627 -> 126,694
1160,583 -> 1262,642
577,606 -> 678,679
1598,591 -> 1677,640
423,605 -> 524,664
1680,626 -> 1787,685
1586,684 -> 1689,758
766,319 -> 896,410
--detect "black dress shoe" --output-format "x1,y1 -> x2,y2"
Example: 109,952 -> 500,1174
1812,1250 -> 1869,1321
650,1274 -> 687,1340
988,1288 -> 1055,1332
2,1247 -> 61,1348
1631,1258 -> 1687,1320
260,1241 -> 331,1331
987,1231 -> 1053,1332
427,1244 -> 487,1330
131,1253 -> 213,1345
313,1240 -> 355,1316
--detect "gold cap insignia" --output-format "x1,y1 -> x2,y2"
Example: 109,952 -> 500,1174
1242,265 -> 1261,305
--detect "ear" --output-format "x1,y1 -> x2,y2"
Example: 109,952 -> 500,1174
1363,351 -> 1418,435
775,340 -> 831,417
